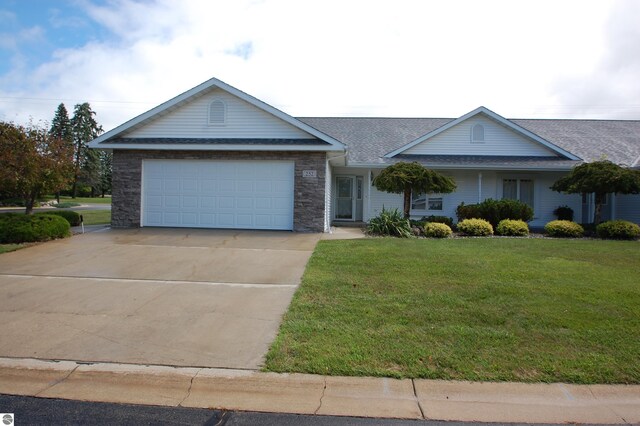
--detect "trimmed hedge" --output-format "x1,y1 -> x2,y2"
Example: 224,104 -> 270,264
496,219 -> 529,236
596,220 -> 640,240
423,222 -> 452,238
456,199 -> 533,228
37,210 -> 81,226
0,213 -> 70,243
419,215 -> 454,227
457,218 -> 494,236
553,205 -> 574,221
544,220 -> 584,238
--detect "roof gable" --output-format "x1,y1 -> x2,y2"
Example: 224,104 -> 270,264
385,107 -> 581,160
90,77 -> 345,151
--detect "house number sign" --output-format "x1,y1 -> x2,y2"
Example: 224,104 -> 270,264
302,170 -> 317,178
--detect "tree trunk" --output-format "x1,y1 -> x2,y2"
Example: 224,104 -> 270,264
71,176 -> 78,199
403,187 -> 411,219
24,195 -> 36,215
593,192 -> 605,224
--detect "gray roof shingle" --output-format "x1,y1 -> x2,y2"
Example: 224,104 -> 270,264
298,117 -> 640,168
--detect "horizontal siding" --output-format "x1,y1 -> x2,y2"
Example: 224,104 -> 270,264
616,194 -> 640,224
126,88 -> 313,139
365,169 -> 581,227
405,115 -> 558,157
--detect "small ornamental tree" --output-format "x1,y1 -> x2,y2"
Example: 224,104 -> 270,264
373,162 -> 456,218
0,121 -> 74,214
551,160 -> 640,224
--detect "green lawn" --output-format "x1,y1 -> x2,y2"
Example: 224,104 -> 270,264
0,243 -> 26,254
56,196 -> 112,204
265,238 -> 640,384
76,210 -> 111,225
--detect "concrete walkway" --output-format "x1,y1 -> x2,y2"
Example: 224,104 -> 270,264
1,357 -> 638,424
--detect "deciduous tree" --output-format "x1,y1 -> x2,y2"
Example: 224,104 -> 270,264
0,121 -> 74,214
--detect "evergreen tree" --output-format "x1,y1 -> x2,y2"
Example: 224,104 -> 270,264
98,150 -> 113,197
49,103 -> 73,201
70,103 -> 103,198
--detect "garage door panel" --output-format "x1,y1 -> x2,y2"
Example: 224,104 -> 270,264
143,160 -> 294,230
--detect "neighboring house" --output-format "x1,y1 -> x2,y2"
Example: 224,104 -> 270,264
90,77 -> 640,232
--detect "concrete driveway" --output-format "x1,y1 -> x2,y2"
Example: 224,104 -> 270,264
0,228 -> 320,369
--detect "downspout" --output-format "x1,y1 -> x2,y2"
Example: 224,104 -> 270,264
478,172 -> 483,203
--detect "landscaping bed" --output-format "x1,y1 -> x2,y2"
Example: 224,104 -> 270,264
265,238 -> 640,384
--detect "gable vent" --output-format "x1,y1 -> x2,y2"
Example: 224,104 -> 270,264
471,124 -> 484,143
208,99 -> 226,125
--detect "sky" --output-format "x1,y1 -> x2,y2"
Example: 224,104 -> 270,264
1,0 -> 640,132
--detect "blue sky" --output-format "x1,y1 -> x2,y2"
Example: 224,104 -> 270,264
1,0 -> 639,131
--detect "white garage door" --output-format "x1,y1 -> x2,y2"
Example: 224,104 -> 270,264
142,160 -> 294,230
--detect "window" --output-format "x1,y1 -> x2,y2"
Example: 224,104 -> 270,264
208,99 -> 226,125
471,124 -> 484,143
356,177 -> 363,200
411,191 -> 443,211
503,178 -> 534,208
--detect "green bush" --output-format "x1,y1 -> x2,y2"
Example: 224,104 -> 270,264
420,215 -> 454,227
456,199 -> 533,228
544,220 -> 584,238
367,208 -> 412,238
37,210 -> 81,226
457,218 -> 494,236
496,219 -> 529,236
553,205 -> 574,221
596,220 -> 640,240
423,222 -> 453,238
0,213 -> 70,243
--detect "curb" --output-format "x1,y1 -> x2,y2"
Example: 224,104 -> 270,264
0,357 -> 638,423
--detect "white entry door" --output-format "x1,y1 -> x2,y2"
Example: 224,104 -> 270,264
335,176 -> 355,220
142,160 -> 294,230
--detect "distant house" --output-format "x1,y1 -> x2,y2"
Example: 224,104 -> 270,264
90,77 -> 640,232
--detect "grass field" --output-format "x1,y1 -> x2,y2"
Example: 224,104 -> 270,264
0,243 -> 26,254
265,238 -> 640,384
56,196 -> 112,204
76,210 -> 111,225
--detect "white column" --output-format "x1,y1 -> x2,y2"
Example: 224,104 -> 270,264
478,172 -> 483,203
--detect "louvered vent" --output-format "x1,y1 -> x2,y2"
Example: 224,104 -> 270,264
209,100 -> 226,125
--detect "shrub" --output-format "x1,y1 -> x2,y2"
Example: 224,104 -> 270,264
457,218 -> 494,236
456,199 -> 533,228
0,213 -> 70,243
496,219 -> 529,236
553,205 -> 574,221
423,222 -> 453,238
420,215 -> 454,227
544,220 -> 584,238
367,208 -> 412,238
596,220 -> 640,240
37,210 -> 82,226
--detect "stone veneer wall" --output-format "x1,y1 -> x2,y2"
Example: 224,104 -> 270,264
111,150 -> 327,232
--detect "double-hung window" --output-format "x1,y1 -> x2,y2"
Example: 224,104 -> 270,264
411,190 -> 443,211
502,178 -> 534,208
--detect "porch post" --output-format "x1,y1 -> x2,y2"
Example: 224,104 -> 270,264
367,169 -> 372,222
478,172 -> 483,203
611,193 -> 616,220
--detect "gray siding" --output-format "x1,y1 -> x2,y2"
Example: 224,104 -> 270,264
125,88 -> 313,139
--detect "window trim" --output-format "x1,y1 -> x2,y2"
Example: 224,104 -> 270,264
411,191 -> 444,212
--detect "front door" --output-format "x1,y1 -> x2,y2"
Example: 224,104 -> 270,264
335,176 -> 355,220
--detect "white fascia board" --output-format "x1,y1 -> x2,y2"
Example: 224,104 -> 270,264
89,77 -> 345,149
384,106 -> 581,161
94,143 -> 344,152
344,162 -> 575,172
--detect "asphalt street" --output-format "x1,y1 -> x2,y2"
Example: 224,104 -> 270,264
0,394 -> 582,426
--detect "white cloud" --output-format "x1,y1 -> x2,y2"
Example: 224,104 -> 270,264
1,0 -> 636,131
